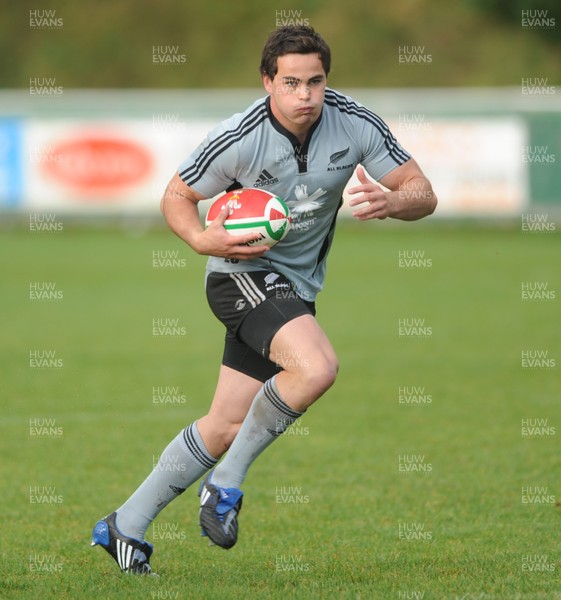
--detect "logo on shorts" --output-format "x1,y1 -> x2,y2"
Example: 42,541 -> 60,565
235,298 -> 246,311
264,272 -> 291,293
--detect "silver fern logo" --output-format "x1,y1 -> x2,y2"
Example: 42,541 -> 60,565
328,147 -> 350,165
327,147 -> 353,171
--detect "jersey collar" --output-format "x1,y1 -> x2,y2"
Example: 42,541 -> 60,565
266,96 -> 322,147
265,96 -> 322,174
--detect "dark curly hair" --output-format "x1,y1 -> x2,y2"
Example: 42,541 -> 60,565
259,26 -> 331,79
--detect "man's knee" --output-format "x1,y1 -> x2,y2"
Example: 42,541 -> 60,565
279,351 -> 338,401
305,354 -> 339,397
197,415 -> 242,456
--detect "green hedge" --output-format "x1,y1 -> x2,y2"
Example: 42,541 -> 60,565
2,0 -> 560,88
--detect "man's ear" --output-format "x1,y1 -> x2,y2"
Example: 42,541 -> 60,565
263,73 -> 273,94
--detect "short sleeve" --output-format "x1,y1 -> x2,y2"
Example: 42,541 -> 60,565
177,121 -> 240,198
357,110 -> 411,181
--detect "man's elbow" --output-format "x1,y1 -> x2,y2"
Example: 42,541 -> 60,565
426,190 -> 438,216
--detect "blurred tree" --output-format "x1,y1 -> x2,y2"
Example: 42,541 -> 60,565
1,0 -> 559,88
467,0 -> 559,42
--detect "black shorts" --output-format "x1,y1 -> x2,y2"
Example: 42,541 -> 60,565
206,270 -> 315,382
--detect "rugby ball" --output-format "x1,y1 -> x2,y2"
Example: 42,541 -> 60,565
205,188 -> 291,247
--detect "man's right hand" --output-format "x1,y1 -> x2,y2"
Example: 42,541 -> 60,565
161,173 -> 270,260
194,205 -> 270,259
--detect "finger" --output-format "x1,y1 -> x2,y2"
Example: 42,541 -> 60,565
347,183 -> 368,197
351,206 -> 372,220
352,204 -> 387,220
209,208 -> 266,246
210,204 -> 231,226
348,180 -> 383,198
348,187 -> 385,206
226,231 -> 269,246
347,193 -> 368,206
356,165 -> 369,184
228,244 -> 270,258
348,167 -> 367,196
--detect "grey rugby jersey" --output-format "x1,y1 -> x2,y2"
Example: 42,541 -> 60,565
178,88 -> 410,301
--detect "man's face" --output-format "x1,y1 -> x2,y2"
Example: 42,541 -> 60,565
263,53 -> 327,136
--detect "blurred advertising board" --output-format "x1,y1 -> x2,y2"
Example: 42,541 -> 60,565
341,118 -> 529,217
23,119 -> 214,212
7,115 -> 529,217
0,119 -> 23,208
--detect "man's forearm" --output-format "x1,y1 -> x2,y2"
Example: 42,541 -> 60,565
165,198 -> 205,251
388,176 -> 437,221
161,176 -> 206,253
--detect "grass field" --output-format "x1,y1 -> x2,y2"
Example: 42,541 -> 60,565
1,219 -> 560,599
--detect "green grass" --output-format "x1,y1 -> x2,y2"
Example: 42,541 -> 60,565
1,220 -> 560,599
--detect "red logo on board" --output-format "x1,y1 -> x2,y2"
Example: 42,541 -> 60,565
42,136 -> 153,197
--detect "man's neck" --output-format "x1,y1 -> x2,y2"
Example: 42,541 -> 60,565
269,101 -> 316,145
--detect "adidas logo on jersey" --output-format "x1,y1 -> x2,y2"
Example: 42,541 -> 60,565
253,169 -> 279,187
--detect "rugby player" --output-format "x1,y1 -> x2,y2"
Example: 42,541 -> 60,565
92,25 -> 436,574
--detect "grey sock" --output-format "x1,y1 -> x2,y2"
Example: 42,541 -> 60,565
211,376 -> 304,489
116,421 -> 216,540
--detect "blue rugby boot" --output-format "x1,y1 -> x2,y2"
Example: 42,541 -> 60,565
91,512 -> 156,575
198,476 -> 243,549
